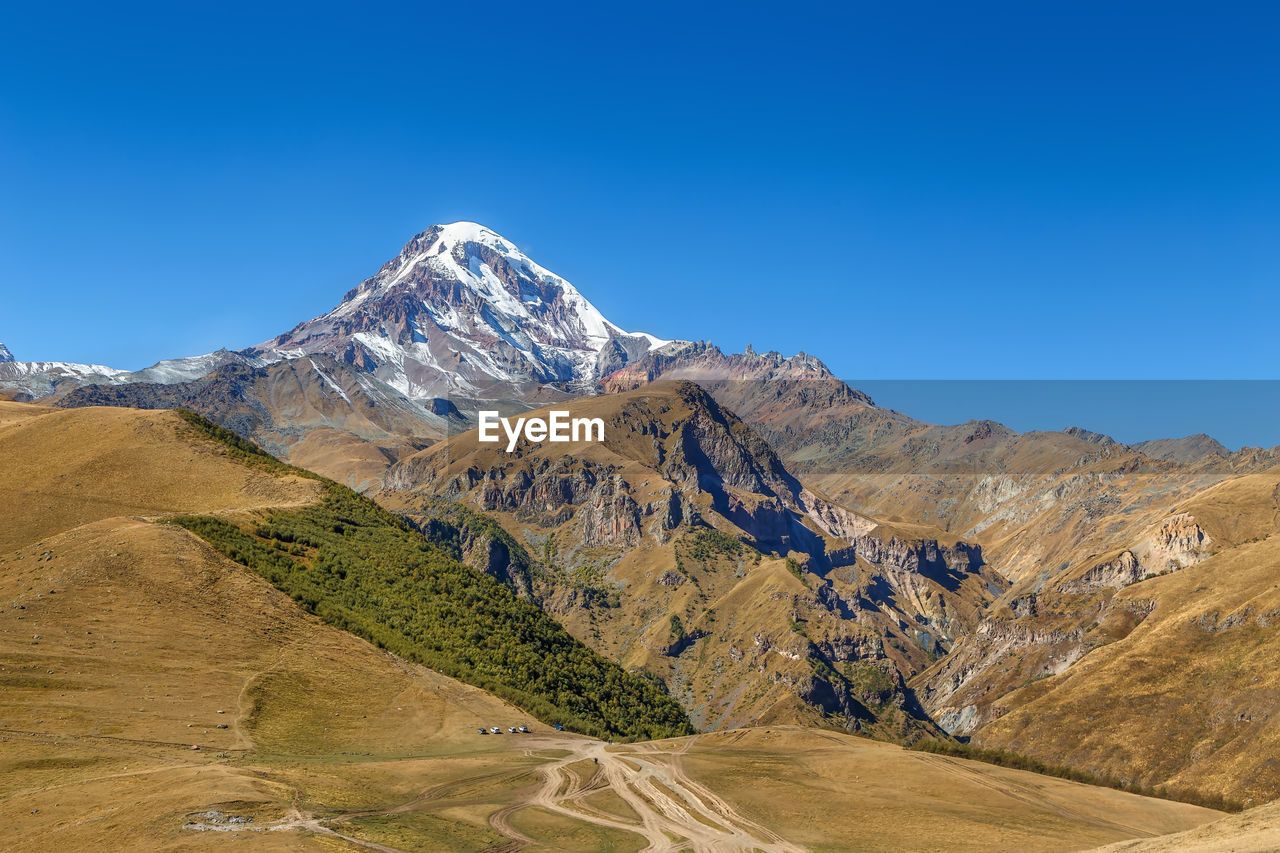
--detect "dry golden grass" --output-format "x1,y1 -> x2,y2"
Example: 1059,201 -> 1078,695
0,402 -> 546,850
1177,470 -> 1280,548
0,399 -> 56,425
283,426 -> 400,491
976,531 -> 1280,804
0,516 -> 1225,852
508,806 -> 647,852
0,514 -> 541,850
645,727 -> 1219,853
1091,799 -> 1280,852
0,403 -> 321,552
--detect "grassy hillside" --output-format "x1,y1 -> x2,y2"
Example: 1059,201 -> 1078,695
2,510 -> 668,852
2,517 -> 1213,852
667,728 -> 1220,853
1093,799 -> 1280,852
971,530 -> 1280,805
170,412 -> 693,742
0,401 -> 322,552
946,468 -> 1280,805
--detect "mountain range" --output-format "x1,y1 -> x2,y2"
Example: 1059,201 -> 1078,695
5,221 -> 1280,848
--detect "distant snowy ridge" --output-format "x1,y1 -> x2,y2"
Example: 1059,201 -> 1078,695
0,358 -> 128,397
127,350 -> 267,384
0,343 -> 13,363
0,349 -> 264,398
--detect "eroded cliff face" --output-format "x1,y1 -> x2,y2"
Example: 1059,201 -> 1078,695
802,492 -> 878,541
660,388 -> 797,499
1137,512 -> 1213,571
949,469 -> 1280,805
914,511 -> 1215,736
1059,550 -> 1145,594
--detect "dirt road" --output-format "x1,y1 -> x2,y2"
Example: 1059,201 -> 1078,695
172,729 -> 803,852
502,732 -> 804,853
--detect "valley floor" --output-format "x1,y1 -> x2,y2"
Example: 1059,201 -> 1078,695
2,718 -> 1224,852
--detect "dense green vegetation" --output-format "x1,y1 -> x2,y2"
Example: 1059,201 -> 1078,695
170,412 -> 693,742
842,661 -> 897,709
911,740 -> 1244,812
682,528 -> 743,561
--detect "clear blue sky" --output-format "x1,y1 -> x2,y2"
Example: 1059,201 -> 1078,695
2,3 -> 1277,437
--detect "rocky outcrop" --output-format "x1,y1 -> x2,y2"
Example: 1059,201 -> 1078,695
754,649 -> 932,736
481,458 -> 604,518
1061,514 -> 1211,593
573,474 -> 645,548
1136,513 -> 1212,573
1192,606 -> 1280,633
915,520 -> 1187,737
916,616 -> 1096,735
802,491 -> 878,541
594,333 -> 658,378
844,534 -> 983,578
1134,434 -> 1230,464
656,384 -> 798,502
1059,550 -> 1143,593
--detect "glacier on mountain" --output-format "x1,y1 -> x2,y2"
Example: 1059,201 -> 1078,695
249,222 -> 676,401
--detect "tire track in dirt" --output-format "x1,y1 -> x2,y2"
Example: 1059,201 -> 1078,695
906,751 -> 1162,838
497,734 -> 805,852
206,731 -> 804,852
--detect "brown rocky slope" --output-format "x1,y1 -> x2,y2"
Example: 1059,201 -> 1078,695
379,381 -> 1008,740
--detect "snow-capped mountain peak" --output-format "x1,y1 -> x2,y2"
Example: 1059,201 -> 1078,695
254,223 -> 675,400
1,224 -> 678,407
